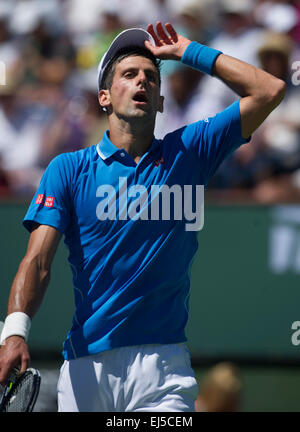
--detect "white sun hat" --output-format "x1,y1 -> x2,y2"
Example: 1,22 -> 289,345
97,28 -> 155,92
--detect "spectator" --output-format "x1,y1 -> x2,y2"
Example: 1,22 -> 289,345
169,0 -> 210,44
64,0 -> 107,35
154,63 -> 204,138
291,0 -> 300,44
10,0 -> 63,37
254,0 -> 299,34
252,31 -> 300,202
0,2 -> 22,76
118,0 -> 172,28
0,73 -> 46,196
0,52 -> 86,196
195,362 -> 242,412
191,0 -> 264,119
208,31 -> 300,203
0,1 -> 298,202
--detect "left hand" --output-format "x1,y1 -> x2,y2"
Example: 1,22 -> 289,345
145,22 -> 191,61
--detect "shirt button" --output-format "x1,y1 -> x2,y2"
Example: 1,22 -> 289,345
120,152 -> 125,157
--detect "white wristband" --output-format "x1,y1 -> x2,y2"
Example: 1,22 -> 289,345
0,312 -> 31,345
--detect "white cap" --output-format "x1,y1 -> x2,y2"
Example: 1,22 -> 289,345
10,6 -> 43,34
259,4 -> 298,33
97,28 -> 155,91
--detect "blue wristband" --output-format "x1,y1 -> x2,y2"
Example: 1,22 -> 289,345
181,41 -> 222,76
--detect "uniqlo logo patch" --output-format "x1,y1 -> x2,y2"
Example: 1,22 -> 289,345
44,196 -> 55,208
35,194 -> 44,205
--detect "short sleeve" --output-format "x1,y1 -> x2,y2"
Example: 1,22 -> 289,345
23,153 -> 74,234
180,100 -> 251,185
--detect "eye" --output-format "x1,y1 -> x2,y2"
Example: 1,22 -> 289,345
124,71 -> 135,78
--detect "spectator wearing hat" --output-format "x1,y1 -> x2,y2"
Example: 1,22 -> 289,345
208,31 -> 300,203
251,30 -> 300,202
188,0 -> 265,120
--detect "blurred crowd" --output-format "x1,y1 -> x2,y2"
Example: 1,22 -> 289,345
195,362 -> 242,412
0,0 -> 300,202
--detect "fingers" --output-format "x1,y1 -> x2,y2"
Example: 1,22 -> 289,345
147,22 -> 178,46
0,361 -> 29,386
165,23 -> 178,43
20,352 -> 30,374
156,22 -> 172,45
147,24 -> 162,47
144,40 -> 158,56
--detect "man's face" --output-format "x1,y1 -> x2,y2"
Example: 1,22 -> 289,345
99,55 -> 164,120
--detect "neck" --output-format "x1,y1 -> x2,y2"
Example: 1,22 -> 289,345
108,115 -> 155,163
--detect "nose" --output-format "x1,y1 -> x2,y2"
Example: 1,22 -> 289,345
137,70 -> 147,87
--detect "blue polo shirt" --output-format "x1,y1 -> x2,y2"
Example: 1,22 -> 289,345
23,100 -> 249,359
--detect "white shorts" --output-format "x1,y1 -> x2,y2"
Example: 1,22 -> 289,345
57,343 -> 198,412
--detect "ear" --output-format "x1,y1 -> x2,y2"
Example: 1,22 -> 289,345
98,89 -> 111,111
158,95 -> 164,113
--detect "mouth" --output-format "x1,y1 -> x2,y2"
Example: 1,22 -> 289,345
132,91 -> 148,105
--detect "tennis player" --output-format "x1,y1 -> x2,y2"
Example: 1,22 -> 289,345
0,22 -> 285,411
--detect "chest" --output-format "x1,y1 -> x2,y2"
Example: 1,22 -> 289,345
70,147 -> 203,238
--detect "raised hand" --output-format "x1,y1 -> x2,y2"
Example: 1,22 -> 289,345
145,22 -> 191,61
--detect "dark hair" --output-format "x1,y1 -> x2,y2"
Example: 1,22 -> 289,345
101,46 -> 161,90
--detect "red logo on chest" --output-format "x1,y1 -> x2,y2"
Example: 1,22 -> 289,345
155,156 -> 164,167
44,196 -> 55,208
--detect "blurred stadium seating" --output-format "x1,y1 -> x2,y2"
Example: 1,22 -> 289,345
1,0 -> 300,412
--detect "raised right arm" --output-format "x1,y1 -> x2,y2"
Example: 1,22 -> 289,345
0,223 -> 61,385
